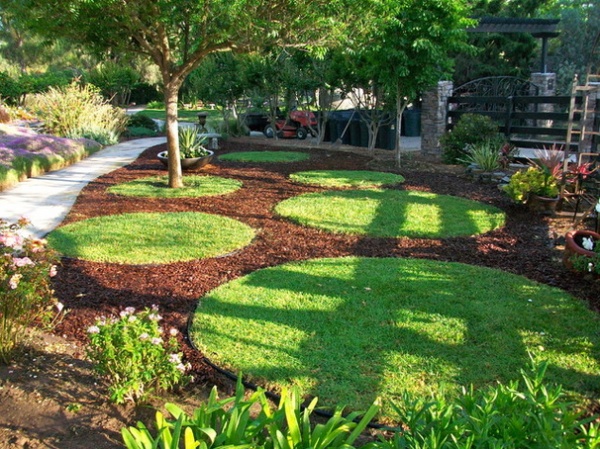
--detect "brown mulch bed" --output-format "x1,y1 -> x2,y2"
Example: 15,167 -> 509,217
54,137 -> 600,385
1,138 -> 599,448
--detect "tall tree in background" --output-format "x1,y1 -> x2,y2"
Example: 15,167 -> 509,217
543,0 -> 600,93
355,0 -> 472,165
5,0 -> 377,187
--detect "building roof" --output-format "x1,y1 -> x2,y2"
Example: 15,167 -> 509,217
468,17 -> 560,37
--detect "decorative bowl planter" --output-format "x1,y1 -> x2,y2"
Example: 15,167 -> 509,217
526,194 -> 560,216
563,229 -> 600,271
157,150 -> 214,170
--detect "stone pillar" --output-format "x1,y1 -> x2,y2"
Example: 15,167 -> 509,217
530,73 -> 556,128
530,72 -> 556,96
421,81 -> 453,158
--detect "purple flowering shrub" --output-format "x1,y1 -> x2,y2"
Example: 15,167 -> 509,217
0,125 -> 101,190
0,218 -> 61,363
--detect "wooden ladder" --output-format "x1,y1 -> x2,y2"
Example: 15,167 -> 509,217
563,72 -> 600,225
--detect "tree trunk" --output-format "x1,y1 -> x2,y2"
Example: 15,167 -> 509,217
164,83 -> 184,188
395,91 -> 407,168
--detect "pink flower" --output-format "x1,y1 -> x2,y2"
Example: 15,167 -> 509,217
49,265 -> 57,277
87,325 -> 100,334
0,232 -> 23,249
13,256 -> 34,267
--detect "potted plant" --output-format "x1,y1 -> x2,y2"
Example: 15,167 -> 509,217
503,165 -> 560,214
564,229 -> 600,276
157,127 -> 213,170
458,137 -> 512,182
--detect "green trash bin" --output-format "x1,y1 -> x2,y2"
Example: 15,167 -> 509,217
403,109 -> 421,137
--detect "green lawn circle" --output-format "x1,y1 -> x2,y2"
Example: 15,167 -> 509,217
290,170 -> 405,188
275,189 -> 505,238
47,212 -> 255,264
190,257 -> 600,420
107,175 -> 242,198
219,151 -> 310,163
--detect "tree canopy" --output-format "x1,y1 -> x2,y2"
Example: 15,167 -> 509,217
4,0 -> 378,187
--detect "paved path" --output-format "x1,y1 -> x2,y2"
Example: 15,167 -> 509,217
1,132 -> 422,239
0,137 -> 166,238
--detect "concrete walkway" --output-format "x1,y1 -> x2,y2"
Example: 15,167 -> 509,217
0,137 -> 166,238
1,132 -> 422,239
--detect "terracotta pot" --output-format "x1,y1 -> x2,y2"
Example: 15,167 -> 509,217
157,150 -> 214,170
563,229 -> 600,271
526,194 -> 559,216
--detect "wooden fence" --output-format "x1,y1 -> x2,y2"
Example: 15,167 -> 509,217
446,94 -> 584,153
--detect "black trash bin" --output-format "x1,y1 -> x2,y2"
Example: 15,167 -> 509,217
403,109 -> 421,137
349,116 -> 362,147
360,121 -> 369,147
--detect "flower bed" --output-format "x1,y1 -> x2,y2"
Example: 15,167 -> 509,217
0,124 -> 102,191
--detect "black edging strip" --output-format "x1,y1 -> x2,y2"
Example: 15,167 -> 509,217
185,312 -> 393,431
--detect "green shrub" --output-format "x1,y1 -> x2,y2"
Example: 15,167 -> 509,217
458,137 -> 506,171
0,218 -> 61,363
147,100 -> 165,109
441,113 -> 502,164
503,166 -> 559,202
86,306 -> 189,404
376,361 -> 600,449
129,82 -> 161,105
19,70 -> 73,96
127,113 -> 158,131
217,118 -> 249,137
123,126 -> 159,138
26,81 -> 127,144
0,72 -> 23,106
86,62 -> 139,105
178,126 -> 209,158
122,362 -> 600,449
122,378 -> 379,449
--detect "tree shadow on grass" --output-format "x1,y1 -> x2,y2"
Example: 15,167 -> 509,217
193,257 -> 600,417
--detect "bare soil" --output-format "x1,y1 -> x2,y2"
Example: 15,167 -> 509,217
1,137 -> 599,448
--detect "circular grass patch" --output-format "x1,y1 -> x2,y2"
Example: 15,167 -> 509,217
47,212 -> 255,264
275,189 -> 505,238
219,151 -> 310,163
107,175 -> 242,198
290,170 -> 405,188
190,257 -> 600,420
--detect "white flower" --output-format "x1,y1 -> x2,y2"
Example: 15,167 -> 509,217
582,236 -> 594,251
148,313 -> 162,321
49,265 -> 58,277
176,363 -> 187,373
87,325 -> 100,334
588,262 -> 594,273
9,273 -> 22,289
151,304 -> 159,311
151,337 -> 163,345
169,353 -> 182,364
169,328 -> 179,336
139,333 -> 149,341
128,315 -> 137,323
55,302 -> 64,313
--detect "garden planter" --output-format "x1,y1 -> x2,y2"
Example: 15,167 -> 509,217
157,150 -> 214,170
563,229 -> 600,271
526,194 -> 559,215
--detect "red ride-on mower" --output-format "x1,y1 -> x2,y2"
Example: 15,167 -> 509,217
263,110 -> 317,140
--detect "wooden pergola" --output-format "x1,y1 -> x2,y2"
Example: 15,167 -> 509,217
467,17 -> 560,73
